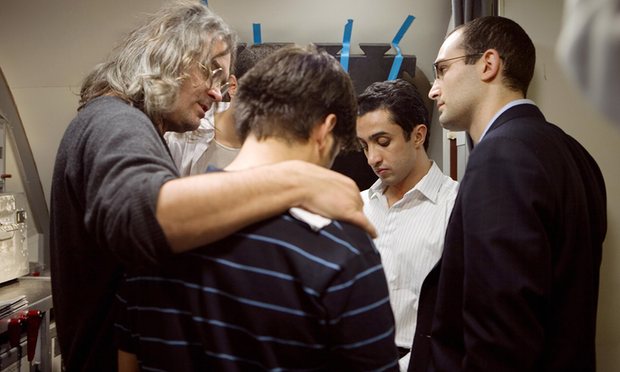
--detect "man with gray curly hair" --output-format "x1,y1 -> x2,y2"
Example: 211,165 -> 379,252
165,43 -> 283,176
50,2 -> 375,371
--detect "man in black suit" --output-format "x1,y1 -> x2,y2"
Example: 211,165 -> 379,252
409,16 -> 607,371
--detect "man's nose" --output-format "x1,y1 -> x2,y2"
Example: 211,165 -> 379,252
367,147 -> 381,166
429,80 -> 440,100
207,86 -> 224,102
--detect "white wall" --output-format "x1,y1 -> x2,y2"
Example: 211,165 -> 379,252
210,0 -> 450,79
505,0 -> 620,370
0,0 -> 168,206
0,0 -> 618,369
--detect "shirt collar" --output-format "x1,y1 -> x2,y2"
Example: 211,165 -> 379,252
367,161 -> 446,204
479,99 -> 536,142
188,102 -> 231,142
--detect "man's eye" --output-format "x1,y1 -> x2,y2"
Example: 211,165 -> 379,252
211,67 -> 223,80
378,139 -> 390,147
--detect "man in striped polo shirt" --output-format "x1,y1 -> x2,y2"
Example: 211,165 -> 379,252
356,79 -> 459,370
115,45 -> 399,371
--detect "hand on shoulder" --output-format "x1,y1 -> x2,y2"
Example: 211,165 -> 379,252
281,160 -> 377,238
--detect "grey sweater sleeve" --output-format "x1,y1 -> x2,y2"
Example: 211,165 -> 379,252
61,97 -> 178,266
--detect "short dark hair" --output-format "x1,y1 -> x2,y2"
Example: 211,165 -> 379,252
456,16 -> 535,96
234,44 -> 284,79
235,44 -> 358,151
357,79 -> 430,150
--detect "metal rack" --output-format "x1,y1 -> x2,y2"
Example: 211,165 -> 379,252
0,66 -> 53,371
0,67 -> 49,269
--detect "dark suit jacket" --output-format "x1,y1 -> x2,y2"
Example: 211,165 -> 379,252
409,104 -> 607,372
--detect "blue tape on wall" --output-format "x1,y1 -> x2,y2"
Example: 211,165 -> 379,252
340,19 -> 353,72
202,0 -> 208,6
253,23 -> 262,44
388,15 -> 415,80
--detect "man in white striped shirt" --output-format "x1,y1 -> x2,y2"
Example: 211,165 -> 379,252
356,79 -> 459,370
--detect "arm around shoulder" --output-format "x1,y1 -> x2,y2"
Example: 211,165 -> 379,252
157,160 -> 375,253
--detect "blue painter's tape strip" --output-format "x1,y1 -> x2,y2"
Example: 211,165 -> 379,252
391,15 -> 415,46
340,19 -> 353,72
388,48 -> 404,81
202,0 -> 208,6
253,23 -> 262,44
388,15 -> 415,80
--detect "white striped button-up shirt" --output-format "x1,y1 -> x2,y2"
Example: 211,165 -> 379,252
361,161 -> 458,349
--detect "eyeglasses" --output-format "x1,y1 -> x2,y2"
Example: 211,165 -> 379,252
432,53 -> 482,80
218,81 -> 230,97
197,62 -> 230,96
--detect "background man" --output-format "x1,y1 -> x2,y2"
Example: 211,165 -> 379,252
50,2 -> 374,371
557,0 -> 620,127
410,16 -> 607,371
115,45 -> 399,371
356,79 -> 458,371
166,43 -> 282,175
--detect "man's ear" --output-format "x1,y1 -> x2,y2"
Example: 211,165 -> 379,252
314,114 -> 337,150
412,124 -> 427,148
227,75 -> 239,98
480,49 -> 502,82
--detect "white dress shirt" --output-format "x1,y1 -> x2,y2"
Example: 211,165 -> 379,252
165,102 -> 236,176
361,161 -> 458,351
